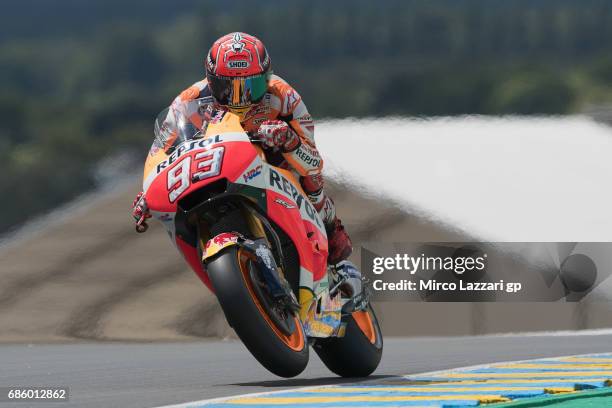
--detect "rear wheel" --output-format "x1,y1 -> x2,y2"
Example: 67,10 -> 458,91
207,246 -> 308,377
314,305 -> 383,377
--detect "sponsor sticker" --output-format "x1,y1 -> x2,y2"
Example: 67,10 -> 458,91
245,100 -> 271,118
274,198 -> 296,209
242,164 -> 263,183
155,135 -> 224,174
285,89 -> 300,113
294,145 -> 322,168
268,168 -> 322,228
209,109 -> 225,124
159,213 -> 173,221
227,60 -> 250,69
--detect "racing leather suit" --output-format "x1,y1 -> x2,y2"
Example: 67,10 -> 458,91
165,75 -> 336,227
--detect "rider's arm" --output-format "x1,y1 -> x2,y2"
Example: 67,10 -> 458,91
275,84 -> 323,176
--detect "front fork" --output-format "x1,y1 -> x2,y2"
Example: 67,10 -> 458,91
197,205 -> 368,338
198,207 -> 299,314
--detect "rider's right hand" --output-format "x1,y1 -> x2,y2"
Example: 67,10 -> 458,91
132,191 -> 151,233
257,120 -> 300,152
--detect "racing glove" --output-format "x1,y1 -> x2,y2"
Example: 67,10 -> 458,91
132,191 -> 151,233
257,120 -> 300,152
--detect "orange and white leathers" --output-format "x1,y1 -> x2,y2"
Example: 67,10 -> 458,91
159,74 -> 336,226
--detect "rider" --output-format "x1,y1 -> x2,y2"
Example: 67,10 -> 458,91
132,32 -> 352,265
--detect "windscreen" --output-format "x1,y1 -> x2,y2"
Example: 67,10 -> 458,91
153,97 -> 215,153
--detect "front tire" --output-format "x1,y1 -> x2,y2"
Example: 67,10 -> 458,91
207,246 -> 308,378
314,305 -> 383,377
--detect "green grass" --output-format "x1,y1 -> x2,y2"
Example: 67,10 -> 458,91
492,387 -> 612,407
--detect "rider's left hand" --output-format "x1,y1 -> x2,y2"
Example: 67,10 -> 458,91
257,120 -> 300,152
132,191 -> 151,233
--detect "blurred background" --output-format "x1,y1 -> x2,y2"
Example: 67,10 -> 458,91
1,0 -> 612,342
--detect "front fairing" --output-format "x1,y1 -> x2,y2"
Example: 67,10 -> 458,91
143,129 -> 259,214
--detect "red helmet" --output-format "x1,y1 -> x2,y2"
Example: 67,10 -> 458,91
205,32 -> 271,109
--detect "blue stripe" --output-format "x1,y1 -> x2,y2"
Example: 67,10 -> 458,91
501,391 -> 545,399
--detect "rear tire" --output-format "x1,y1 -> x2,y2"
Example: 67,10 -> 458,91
207,246 -> 308,378
314,305 -> 383,377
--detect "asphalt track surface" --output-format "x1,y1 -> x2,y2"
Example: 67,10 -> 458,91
2,334 -> 612,408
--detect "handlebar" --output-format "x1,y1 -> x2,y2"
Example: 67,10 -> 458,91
247,132 -> 264,144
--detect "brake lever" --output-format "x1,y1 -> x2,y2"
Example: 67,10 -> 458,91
248,132 -> 264,144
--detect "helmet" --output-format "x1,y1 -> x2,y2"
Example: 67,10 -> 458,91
205,32 -> 271,111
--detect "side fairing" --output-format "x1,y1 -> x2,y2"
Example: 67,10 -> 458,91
231,153 -> 329,286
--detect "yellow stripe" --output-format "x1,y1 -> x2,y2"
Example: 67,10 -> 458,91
545,387 -> 576,394
501,363 -> 612,369
389,378 -> 611,386
444,371 -> 612,378
304,386 -> 557,393
228,395 -> 510,404
563,358 -> 612,363
232,79 -> 242,106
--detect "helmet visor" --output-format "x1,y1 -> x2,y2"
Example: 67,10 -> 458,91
208,73 -> 268,108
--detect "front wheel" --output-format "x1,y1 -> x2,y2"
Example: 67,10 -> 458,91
314,305 -> 383,377
207,246 -> 308,378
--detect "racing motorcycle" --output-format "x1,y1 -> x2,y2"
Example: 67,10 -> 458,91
139,97 -> 382,377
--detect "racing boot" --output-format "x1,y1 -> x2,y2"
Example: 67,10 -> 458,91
334,260 -> 364,306
306,191 -> 352,265
301,175 -> 353,264
302,177 -> 359,302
